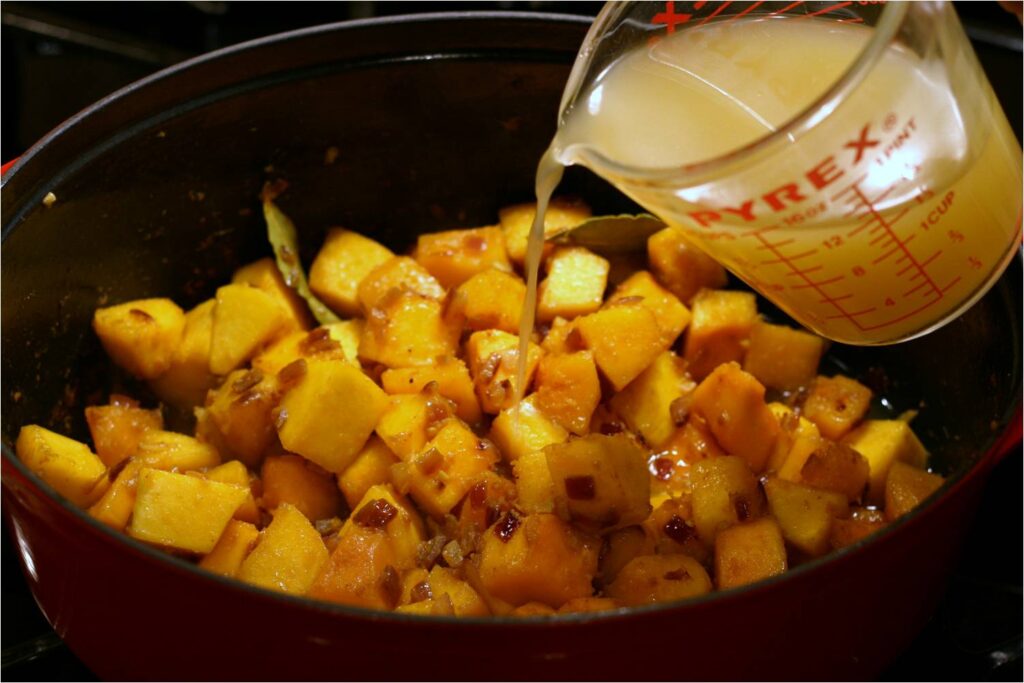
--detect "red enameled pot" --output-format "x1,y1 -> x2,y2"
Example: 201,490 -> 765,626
2,12 -> 1020,681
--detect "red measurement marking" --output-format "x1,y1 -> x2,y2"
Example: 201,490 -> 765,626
820,293 -> 853,304
801,1 -> 853,17
769,0 -> 805,14
903,281 -> 929,297
844,124 -> 880,164
727,1 -> 766,22
870,185 -> 898,206
917,250 -> 942,269
869,232 -> 892,247
896,262 -> 916,277
786,264 -> 824,276
697,1 -> 732,24
826,306 -> 876,320
872,245 -> 901,265
652,1 -> 693,33
847,216 -> 878,238
941,276 -> 961,293
755,237 -> 795,251
792,275 -> 846,290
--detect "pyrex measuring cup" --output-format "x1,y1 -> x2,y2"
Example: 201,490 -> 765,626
552,0 -> 1022,344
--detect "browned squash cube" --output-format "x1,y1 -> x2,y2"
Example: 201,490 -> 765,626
309,524 -> 403,609
415,226 -> 511,289
657,420 -> 727,470
428,566 -> 490,617
743,322 -> 825,391
683,289 -> 757,381
574,301 -> 665,391
607,271 -> 692,347
339,484 -> 425,567
512,449 -> 558,515
400,420 -> 499,519
490,395 -> 568,463
88,459 -> 145,531
85,394 -> 163,468
544,433 -> 651,532
884,461 -> 944,521
232,257 -> 314,334
643,498 -> 710,565
537,247 -> 610,322
533,351 -> 601,435
800,375 -> 872,441
609,351 -> 695,450
465,329 -> 543,415
252,327 -> 350,377
381,359 -> 482,425
647,227 -> 728,303
359,291 -> 459,368
374,389 -> 454,459
149,299 -> 218,409
449,268 -> 526,334
204,460 -> 259,524
766,402 -> 823,480
799,442 -> 870,502
93,298 -> 186,379
598,525 -> 654,586
308,228 -> 395,316
830,508 -> 887,550
134,430 -> 221,471
337,436 -> 399,509
509,602 -> 556,617
261,454 -> 343,522
357,256 -> 446,312
239,503 -> 328,595
277,359 -> 389,473
210,284 -> 287,375
764,477 -> 849,557
205,368 -> 279,467
714,518 -> 787,590
199,520 -> 260,578
540,316 -> 581,355
498,197 -> 592,267
453,472 -> 518,548
841,419 -> 929,505
558,597 -> 620,614
476,512 -> 598,608
606,554 -> 712,606
688,362 -> 779,472
690,456 -> 765,544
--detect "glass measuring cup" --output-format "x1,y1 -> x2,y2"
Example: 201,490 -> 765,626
550,1 -> 1022,345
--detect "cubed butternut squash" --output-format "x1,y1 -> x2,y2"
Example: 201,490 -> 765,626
337,436 -> 399,509
204,460 -> 259,524
714,518 -> 787,590
841,419 -> 929,505
339,484 -> 425,567
598,525 -> 654,586
607,271 -> 691,347
476,512 -> 598,608
800,375 -> 872,441
252,328 -> 349,377
375,389 -> 454,459
574,301 -> 665,391
149,299 -> 218,409
683,289 -> 757,381
85,394 -> 163,467
766,402 -> 823,480
465,330 -> 542,415
743,322 -> 824,392
232,257 -> 314,334
261,454 -> 344,522
690,456 -> 764,544
238,503 -> 328,594
533,351 -> 601,435
17,426 -> 111,507
428,566 -> 490,617
609,351 -> 695,450
135,430 -> 221,471
209,284 -> 286,375
884,461 -> 944,521
544,433 -> 651,532
308,228 -> 395,316
449,268 -> 526,334
830,508 -> 887,550
540,316 -> 581,355
606,554 -> 712,606
359,291 -> 459,368
537,247 -> 609,322
276,359 -> 389,473
88,459 -> 145,530
799,442 -> 870,502
498,198 -> 592,266
199,520 -> 260,578
647,227 -> 728,303
489,395 -> 568,463
764,477 -> 849,557
205,368 -> 279,467
128,468 -> 248,553
643,498 -> 710,564
357,256 -> 445,312
512,449 -> 558,515
93,298 -> 186,379
380,359 -> 481,425
415,226 -> 511,289
688,362 -> 778,472
308,525 -> 403,609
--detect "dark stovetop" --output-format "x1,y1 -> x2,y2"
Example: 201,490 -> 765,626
1,2 -> 1021,681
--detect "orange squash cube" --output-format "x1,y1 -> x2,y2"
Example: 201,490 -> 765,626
199,520 -> 260,578
606,554 -> 712,606
799,442 -> 870,502
428,566 -> 490,617
647,226 -> 727,303
359,291 -> 459,368
149,299 -> 218,409
465,329 -> 543,415
884,461 -> 944,521
690,456 -> 765,544
512,449 -> 558,515
764,477 -> 849,556
842,419 -> 929,505
766,402 -> 824,480
205,368 -> 279,467
598,525 -> 654,586
607,271 -> 692,347
374,389 -> 454,459
449,268 -> 526,334
238,503 -> 328,594
540,316 -> 581,355
252,328 -> 349,377
308,228 -> 395,316
574,301 -> 665,391
498,197 -> 592,267
357,256 -> 445,312
609,351 -> 695,450
308,525 -> 403,609
209,284 -> 287,375
801,375 -> 872,441
532,351 -> 600,436
683,289 -> 757,381
337,436 -> 399,509
743,322 -> 824,391
232,257 -> 314,333
415,226 -> 511,289
134,430 -> 221,471
85,394 -> 163,468
688,362 -> 779,472
537,247 -> 609,322
380,358 -> 481,425
88,459 -> 145,530
830,508 -> 887,550
489,395 -> 568,462
93,298 -> 186,380
338,484 -> 425,567
204,460 -> 259,524
261,454 -> 343,522
714,518 -> 788,590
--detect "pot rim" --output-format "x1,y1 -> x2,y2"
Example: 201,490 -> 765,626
1,10 -> 1021,628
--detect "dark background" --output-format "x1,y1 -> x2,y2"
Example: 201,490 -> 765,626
1,2 -> 1021,680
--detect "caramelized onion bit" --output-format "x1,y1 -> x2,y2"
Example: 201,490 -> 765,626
410,581 -> 433,604
441,540 -> 464,567
564,475 -> 596,500
277,358 -> 308,386
353,499 -> 398,528
651,457 -> 675,481
493,511 -> 521,543
381,565 -> 401,608
663,515 -> 695,544
416,448 -> 444,476
128,308 -> 155,322
232,369 -> 264,393
669,395 -> 691,426
663,568 -> 691,582
468,482 -> 488,508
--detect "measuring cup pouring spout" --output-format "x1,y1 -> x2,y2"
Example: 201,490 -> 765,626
552,0 -> 1022,345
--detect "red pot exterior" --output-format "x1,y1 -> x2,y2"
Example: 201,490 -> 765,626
0,448 -> 996,681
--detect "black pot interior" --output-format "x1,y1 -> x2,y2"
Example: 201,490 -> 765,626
2,13 -> 1021,497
